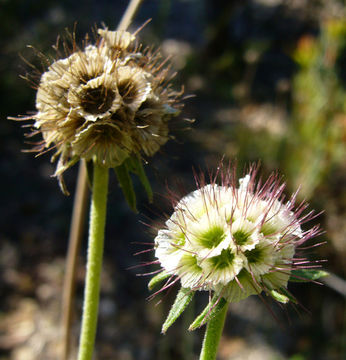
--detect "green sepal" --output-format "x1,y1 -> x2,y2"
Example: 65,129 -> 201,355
148,270 -> 170,291
85,160 -> 94,189
277,287 -> 298,304
114,163 -> 137,213
162,287 -> 194,334
189,293 -> 227,331
289,269 -> 329,283
125,156 -> 153,203
269,289 -> 289,304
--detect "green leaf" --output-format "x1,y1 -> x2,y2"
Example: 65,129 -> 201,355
289,269 -> 329,283
162,287 -> 194,334
114,163 -> 137,213
189,293 -> 227,331
148,271 -> 170,291
269,289 -> 289,304
125,156 -> 153,203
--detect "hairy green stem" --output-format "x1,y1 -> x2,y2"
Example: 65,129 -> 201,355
199,302 -> 229,360
77,164 -> 109,360
61,2 -> 144,357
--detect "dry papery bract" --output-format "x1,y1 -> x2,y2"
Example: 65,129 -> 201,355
15,26 -> 184,193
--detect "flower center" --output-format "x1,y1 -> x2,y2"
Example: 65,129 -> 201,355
232,229 -> 251,246
80,73 -> 101,84
80,86 -> 115,114
118,80 -> 138,105
209,249 -> 235,270
175,232 -> 186,247
180,254 -> 203,274
245,246 -> 263,264
198,225 -> 226,249
260,222 -> 277,236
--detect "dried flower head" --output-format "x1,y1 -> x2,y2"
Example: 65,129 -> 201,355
15,26 -> 184,193
148,164 -> 326,331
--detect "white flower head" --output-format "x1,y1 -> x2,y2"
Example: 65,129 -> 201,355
152,164 -> 323,304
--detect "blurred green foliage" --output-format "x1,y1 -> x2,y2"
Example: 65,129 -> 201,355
227,19 -> 346,200
284,19 -> 346,198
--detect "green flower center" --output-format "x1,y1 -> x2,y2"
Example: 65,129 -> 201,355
175,232 -> 186,247
237,269 -> 251,281
226,214 -> 235,223
245,246 -> 264,264
233,229 -> 251,246
198,225 -> 226,249
209,249 -> 236,270
260,222 -> 277,236
181,254 -> 202,271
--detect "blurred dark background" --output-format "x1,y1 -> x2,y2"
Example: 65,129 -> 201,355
0,0 -> 345,359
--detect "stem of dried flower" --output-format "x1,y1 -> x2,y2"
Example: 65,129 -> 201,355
61,1 -> 144,358
77,163 -> 109,360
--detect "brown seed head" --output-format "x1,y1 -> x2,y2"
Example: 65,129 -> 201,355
16,27 -> 184,193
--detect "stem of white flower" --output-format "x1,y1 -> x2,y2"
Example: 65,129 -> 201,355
199,301 -> 229,360
77,163 -> 109,360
